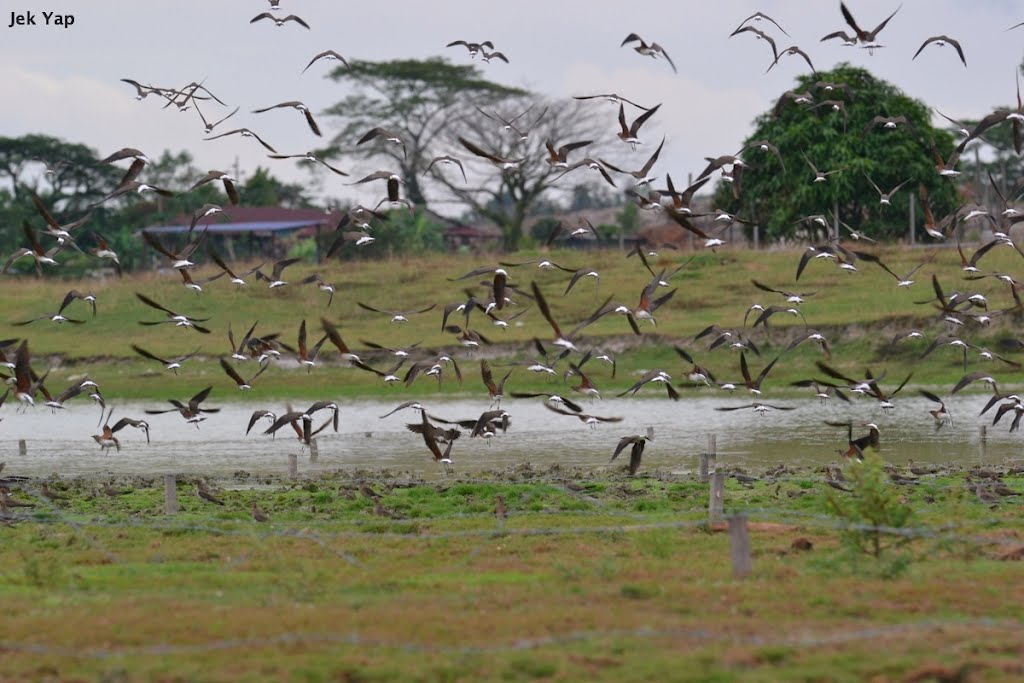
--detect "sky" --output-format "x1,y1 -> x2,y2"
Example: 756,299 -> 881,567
2,0 -> 1022,215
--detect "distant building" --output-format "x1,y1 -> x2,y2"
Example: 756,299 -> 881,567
432,209 -> 502,252
141,206 -> 342,261
515,197 -> 745,251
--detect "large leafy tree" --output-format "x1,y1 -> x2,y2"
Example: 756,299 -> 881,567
0,134 -> 121,256
319,58 -> 526,206
0,134 -> 118,209
715,64 -> 958,242
240,166 -> 315,208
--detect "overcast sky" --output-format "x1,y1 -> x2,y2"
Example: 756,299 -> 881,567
2,1 -> 1022,214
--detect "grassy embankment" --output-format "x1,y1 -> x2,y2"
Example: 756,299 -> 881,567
0,465 -> 1022,681
3,246 -> 1023,400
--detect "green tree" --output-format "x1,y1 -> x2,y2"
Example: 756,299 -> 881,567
714,64 -> 959,242
319,58 -> 526,206
0,134 -> 117,210
240,167 -> 315,208
0,134 -> 120,257
329,208 -> 446,259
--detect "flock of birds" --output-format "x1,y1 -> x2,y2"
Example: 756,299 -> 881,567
5,1 -> 1024,490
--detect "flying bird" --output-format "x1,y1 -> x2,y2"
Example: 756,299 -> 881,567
267,152 -> 349,176
610,428 -> 655,476
358,128 -> 407,159
614,103 -> 662,149
767,46 -> 816,74
302,50 -> 350,73
250,12 -> 310,29
836,2 -> 902,52
732,12 -> 790,37
204,128 -> 278,153
620,34 -> 676,73
426,155 -> 467,182
189,170 -> 240,205
252,101 -> 322,136
458,137 -> 525,172
912,35 -> 966,67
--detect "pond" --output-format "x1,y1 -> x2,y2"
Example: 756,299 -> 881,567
1,393 -> 1014,479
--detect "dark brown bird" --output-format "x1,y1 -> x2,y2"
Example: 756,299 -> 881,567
252,101 -> 322,136
614,103 -> 662,149
196,481 -> 225,505
189,170 -> 240,204
826,421 -> 880,460
836,2 -> 901,51
145,386 -> 220,427
620,34 -> 676,73
480,360 -> 513,407
611,427 -> 654,475
252,503 -> 270,522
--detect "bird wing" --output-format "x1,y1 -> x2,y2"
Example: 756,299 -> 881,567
135,293 -> 177,316
629,103 -> 661,135
458,137 -> 503,164
611,436 -> 637,462
839,2 -> 865,38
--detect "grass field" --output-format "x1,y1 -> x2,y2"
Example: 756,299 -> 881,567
4,245 -> 1024,400
1,464 -> 1022,681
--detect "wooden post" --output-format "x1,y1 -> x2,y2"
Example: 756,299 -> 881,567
309,439 -> 319,463
709,471 -> 725,524
699,434 -> 716,483
833,199 -> 840,241
288,453 -> 298,478
728,513 -> 752,578
979,425 -> 987,458
753,224 -> 760,250
18,439 -> 26,456
164,475 -> 178,515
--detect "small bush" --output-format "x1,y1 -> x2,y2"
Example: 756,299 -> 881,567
824,453 -> 914,574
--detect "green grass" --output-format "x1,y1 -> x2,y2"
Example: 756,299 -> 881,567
5,245 -> 1024,399
1,468 -> 1022,681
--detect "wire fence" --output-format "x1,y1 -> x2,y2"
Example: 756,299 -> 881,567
1,617 -> 1021,659
3,472 -> 1021,548
2,471 -> 1023,665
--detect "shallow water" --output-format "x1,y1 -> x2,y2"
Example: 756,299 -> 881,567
1,393 -> 1017,480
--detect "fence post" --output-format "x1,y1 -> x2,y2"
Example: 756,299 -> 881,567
979,425 -> 987,458
709,471 -> 725,525
729,513 -> 752,578
164,474 -> 178,515
18,439 -> 27,456
699,434 -> 716,483
288,453 -> 298,478
309,439 -> 319,463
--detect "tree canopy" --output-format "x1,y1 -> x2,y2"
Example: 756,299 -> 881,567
0,134 -> 319,272
714,64 -> 959,242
